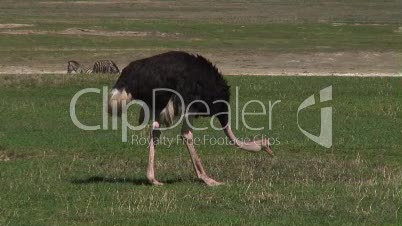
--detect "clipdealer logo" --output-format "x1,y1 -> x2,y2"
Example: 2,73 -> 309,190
69,86 -> 333,148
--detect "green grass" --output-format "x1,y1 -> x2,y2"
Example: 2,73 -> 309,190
1,22 -> 402,52
1,0 -> 402,64
0,74 -> 401,225
0,0 -> 402,225
0,0 -> 401,77
1,22 -> 402,66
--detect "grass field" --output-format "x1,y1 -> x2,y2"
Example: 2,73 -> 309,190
0,74 -> 401,225
0,0 -> 401,74
1,0 -> 402,225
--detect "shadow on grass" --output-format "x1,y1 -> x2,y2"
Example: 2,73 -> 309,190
71,176 -> 183,186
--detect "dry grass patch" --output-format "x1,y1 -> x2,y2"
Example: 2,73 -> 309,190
0,28 -> 179,38
0,24 -> 34,29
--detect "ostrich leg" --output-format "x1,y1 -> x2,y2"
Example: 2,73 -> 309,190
181,118 -> 223,186
224,126 -> 274,156
147,121 -> 163,185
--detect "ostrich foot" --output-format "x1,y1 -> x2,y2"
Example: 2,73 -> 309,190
149,178 -> 164,186
263,145 -> 274,157
200,175 -> 224,186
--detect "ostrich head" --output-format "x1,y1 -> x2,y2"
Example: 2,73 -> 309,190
107,88 -> 132,116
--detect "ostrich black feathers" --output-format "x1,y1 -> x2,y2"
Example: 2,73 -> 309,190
111,51 -> 231,126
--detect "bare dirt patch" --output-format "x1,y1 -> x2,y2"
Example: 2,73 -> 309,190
0,66 -> 64,75
0,28 -> 178,38
0,51 -> 400,77
332,23 -> 390,27
0,24 -> 34,29
206,51 -> 402,76
40,0 -> 138,5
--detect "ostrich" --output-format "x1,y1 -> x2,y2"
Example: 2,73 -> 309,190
108,51 -> 273,186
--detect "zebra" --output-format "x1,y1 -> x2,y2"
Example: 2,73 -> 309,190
67,60 -> 120,74
67,60 -> 93,74
92,60 -> 120,74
